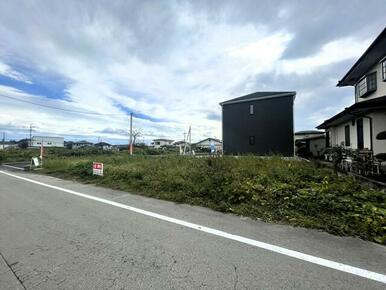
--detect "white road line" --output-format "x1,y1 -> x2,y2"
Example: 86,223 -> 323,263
1,170 -> 385,284
1,164 -> 26,170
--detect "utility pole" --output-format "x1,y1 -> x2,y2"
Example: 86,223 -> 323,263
189,125 -> 192,155
40,137 -> 44,167
183,126 -> 192,155
129,112 -> 133,155
2,132 -> 5,150
29,124 -> 33,147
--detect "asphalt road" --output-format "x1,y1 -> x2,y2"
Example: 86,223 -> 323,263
0,168 -> 385,289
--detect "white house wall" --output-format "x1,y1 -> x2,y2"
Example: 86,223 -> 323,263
152,140 -> 173,148
309,138 -> 325,157
369,111 -> 386,155
356,61 -> 386,103
196,140 -> 222,148
328,118 -> 371,150
31,137 -> 64,147
328,122 -> 350,148
0,144 -> 16,150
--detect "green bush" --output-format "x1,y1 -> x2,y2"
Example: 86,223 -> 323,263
68,161 -> 94,177
0,148 -> 40,163
40,154 -> 386,244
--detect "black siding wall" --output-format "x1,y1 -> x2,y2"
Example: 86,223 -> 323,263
222,96 -> 294,156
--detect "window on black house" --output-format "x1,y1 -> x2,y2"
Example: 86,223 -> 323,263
249,136 -> 255,145
382,60 -> 386,81
344,125 -> 350,146
249,104 -> 254,115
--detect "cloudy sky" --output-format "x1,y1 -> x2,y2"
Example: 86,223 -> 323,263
0,0 -> 385,143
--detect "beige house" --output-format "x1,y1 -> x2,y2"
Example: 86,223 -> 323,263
194,138 -> 222,150
150,139 -> 174,149
31,136 -> 64,148
317,27 -> 386,156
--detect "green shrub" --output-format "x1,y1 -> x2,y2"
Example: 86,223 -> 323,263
68,161 -> 94,177
39,154 -> 386,244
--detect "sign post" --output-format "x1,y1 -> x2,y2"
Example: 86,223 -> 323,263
129,112 -> 133,155
92,162 -> 104,176
40,140 -> 44,167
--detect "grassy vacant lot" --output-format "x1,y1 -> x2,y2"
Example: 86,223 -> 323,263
0,146 -> 171,163
33,152 -> 386,244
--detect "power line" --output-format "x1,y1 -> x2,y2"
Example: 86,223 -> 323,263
0,94 -> 128,117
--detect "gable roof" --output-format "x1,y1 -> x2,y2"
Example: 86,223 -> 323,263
338,27 -> 386,86
195,138 -> 222,144
173,140 -> 187,145
32,136 -> 63,140
73,140 -> 93,144
153,138 -> 174,142
220,91 -> 296,106
317,95 -> 386,129
294,130 -> 324,135
95,142 -> 111,146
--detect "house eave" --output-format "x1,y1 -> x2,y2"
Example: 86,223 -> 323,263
337,27 -> 386,87
317,95 -> 386,129
219,92 -> 296,106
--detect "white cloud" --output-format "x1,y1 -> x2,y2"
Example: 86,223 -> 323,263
0,84 -> 173,141
0,7 -> 295,142
0,1 -> 383,141
279,37 -> 372,75
0,61 -> 32,84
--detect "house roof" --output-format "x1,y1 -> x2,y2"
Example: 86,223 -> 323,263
114,144 -> 129,148
95,142 -> 111,146
32,136 -> 63,140
16,138 -> 29,144
338,27 -> 386,86
294,130 -> 324,135
153,138 -> 174,142
219,91 -> 296,106
195,138 -> 222,144
74,140 -> 93,144
317,95 -> 386,129
173,140 -> 187,145
295,135 -> 325,142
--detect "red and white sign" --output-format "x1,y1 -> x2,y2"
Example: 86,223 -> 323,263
92,162 -> 104,176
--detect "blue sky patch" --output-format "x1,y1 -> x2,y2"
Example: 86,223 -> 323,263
113,102 -> 167,123
0,62 -> 70,100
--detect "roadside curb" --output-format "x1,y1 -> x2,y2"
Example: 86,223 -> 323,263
0,253 -> 25,290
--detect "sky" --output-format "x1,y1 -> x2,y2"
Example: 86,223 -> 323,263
0,0 -> 385,144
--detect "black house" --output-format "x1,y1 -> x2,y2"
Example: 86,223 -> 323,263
220,91 -> 296,156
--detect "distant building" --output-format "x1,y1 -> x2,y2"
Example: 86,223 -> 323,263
294,130 -> 325,141
16,138 -> 29,148
113,144 -> 129,151
151,139 -> 174,149
31,136 -> 64,148
64,141 -> 73,149
94,142 -> 113,150
72,140 -> 94,149
0,140 -> 17,150
220,91 -> 296,156
194,138 -> 222,150
294,131 -> 325,158
173,140 -> 187,147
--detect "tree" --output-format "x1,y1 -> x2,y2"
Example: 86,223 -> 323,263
18,140 -> 29,149
132,128 -> 142,145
